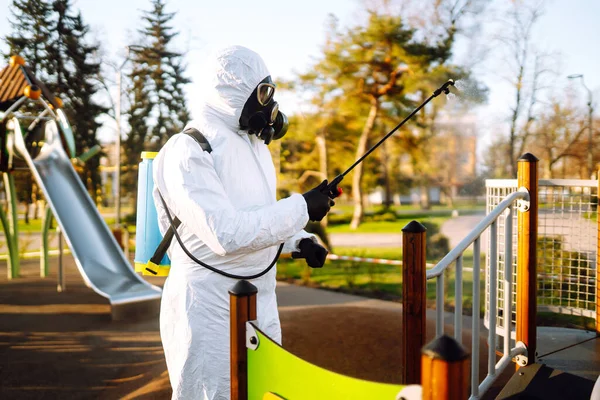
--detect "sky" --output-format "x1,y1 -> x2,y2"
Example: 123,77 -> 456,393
1,0 -> 599,156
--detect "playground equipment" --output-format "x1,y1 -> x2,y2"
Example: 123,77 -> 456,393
0,56 -> 161,319
228,280 -> 470,400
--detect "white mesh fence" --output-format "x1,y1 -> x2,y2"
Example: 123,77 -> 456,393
485,179 -> 598,334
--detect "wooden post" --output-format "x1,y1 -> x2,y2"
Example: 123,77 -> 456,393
229,280 -> 258,400
597,167 -> 600,334
402,220 -> 427,384
516,153 -> 538,367
421,334 -> 470,400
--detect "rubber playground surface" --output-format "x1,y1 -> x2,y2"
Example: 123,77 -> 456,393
2,256 -> 501,399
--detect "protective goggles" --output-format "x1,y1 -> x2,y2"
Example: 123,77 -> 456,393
257,80 -> 276,106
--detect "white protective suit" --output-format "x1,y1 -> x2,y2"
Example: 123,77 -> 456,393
152,45 -> 315,400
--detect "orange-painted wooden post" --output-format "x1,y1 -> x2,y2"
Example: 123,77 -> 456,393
402,220 -> 427,384
229,280 -> 257,400
516,153 -> 538,367
421,334 -> 470,400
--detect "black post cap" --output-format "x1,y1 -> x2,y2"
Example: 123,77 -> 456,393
228,280 -> 258,296
422,334 -> 470,362
518,153 -> 539,162
402,220 -> 427,233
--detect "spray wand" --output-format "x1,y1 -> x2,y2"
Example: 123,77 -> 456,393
324,79 -> 455,198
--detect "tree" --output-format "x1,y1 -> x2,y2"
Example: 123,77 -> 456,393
297,13 -> 447,227
123,0 -> 190,196
4,0 -> 52,75
4,0 -> 107,200
529,92 -> 588,178
48,0 -> 107,196
4,0 -> 54,219
495,0 -> 553,176
293,0 -> 487,227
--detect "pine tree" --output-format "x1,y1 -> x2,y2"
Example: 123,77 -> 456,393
3,1 -> 53,222
4,0 -> 52,75
49,1 -> 107,196
122,0 -> 190,194
4,0 -> 107,200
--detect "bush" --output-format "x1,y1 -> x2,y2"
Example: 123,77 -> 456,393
370,212 -> 398,222
421,221 -> 440,236
304,221 -> 331,250
427,233 -> 450,260
328,213 -> 352,225
123,212 -> 137,225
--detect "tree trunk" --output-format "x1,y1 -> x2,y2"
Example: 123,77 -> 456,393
315,129 -> 329,227
446,186 -> 455,208
382,141 -> 393,209
350,98 -> 379,230
508,67 -> 523,178
420,186 -> 431,210
32,183 -> 39,219
24,202 -> 29,224
545,149 -> 553,179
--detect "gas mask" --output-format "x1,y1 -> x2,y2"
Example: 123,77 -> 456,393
239,76 -> 288,145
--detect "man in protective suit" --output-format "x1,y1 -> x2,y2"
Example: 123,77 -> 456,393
152,45 -> 335,399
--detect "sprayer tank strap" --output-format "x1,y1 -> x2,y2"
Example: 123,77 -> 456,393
184,127 -> 212,153
149,128 -> 212,266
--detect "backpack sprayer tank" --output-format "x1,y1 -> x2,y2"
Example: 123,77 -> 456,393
134,151 -> 171,276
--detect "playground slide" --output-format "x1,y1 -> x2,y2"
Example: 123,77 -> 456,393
10,115 -> 161,316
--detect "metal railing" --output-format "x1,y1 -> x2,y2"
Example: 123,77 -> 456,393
426,189 -> 528,399
402,154 -> 540,399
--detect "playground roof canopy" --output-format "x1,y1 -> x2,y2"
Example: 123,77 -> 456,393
0,60 -> 60,111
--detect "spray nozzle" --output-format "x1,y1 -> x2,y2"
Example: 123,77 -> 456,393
434,79 -> 455,97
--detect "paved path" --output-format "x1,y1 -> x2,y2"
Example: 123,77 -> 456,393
329,212 -> 485,249
440,213 -> 485,248
2,256 -> 598,399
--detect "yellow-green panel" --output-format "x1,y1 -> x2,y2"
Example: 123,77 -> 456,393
248,327 -> 403,400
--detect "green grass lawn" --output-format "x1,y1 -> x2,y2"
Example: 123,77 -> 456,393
326,203 -> 483,234
15,219 -> 44,233
277,247 -> 486,316
16,216 -> 117,233
327,216 -> 449,233
332,202 -> 484,215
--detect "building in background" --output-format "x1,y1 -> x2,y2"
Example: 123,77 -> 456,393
430,113 -> 478,200
368,113 -> 478,207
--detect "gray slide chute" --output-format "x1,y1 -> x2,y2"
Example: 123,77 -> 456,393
10,115 -> 161,319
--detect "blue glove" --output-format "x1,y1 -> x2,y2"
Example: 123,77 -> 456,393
291,239 -> 328,268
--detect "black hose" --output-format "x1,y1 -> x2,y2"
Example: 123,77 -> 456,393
158,191 -> 284,280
